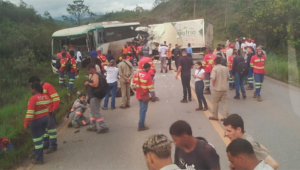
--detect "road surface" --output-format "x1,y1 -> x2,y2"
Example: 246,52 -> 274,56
19,61 -> 300,170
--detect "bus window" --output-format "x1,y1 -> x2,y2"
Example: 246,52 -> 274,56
88,31 -> 96,50
98,29 -> 104,44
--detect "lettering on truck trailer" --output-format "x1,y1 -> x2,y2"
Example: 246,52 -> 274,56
177,27 -> 196,36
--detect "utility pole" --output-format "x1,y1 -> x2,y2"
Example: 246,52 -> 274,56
194,0 -> 196,19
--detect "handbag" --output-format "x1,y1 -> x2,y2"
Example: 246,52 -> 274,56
138,72 -> 150,102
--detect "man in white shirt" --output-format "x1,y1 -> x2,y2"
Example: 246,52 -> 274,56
76,48 -> 82,74
227,138 -> 274,170
143,134 -> 181,170
226,44 -> 234,62
159,43 -> 168,73
241,40 -> 248,60
235,38 -> 240,55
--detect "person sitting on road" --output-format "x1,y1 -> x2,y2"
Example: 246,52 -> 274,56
142,134 -> 181,170
68,94 -> 90,128
224,114 -> 279,170
227,138 -> 274,170
169,120 -> 220,170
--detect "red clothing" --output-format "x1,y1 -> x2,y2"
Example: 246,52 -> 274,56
57,52 -> 71,59
122,47 -> 128,54
227,55 -> 233,71
23,93 -> 51,128
59,58 -> 68,71
127,47 -> 133,53
0,138 -> 10,149
250,55 -> 266,74
132,71 -> 154,100
70,58 -> 77,74
202,54 -> 216,73
97,55 -> 108,71
131,45 -> 136,53
42,82 -> 60,112
137,46 -> 142,54
138,57 -> 156,76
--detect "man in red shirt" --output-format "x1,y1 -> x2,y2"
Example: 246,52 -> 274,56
250,47 -> 266,102
202,48 -> 216,94
24,82 -> 51,164
28,76 -> 60,154
132,63 -> 154,131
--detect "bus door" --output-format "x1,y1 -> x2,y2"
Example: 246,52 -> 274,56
88,30 -> 96,51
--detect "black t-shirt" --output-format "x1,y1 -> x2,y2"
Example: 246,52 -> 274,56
179,56 -> 194,76
174,139 -> 220,170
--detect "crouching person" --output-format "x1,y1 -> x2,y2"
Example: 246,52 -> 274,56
68,94 -> 90,128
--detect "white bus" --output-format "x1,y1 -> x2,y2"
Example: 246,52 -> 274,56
51,21 -> 140,73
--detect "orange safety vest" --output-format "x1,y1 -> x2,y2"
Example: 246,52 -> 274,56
122,47 -> 128,54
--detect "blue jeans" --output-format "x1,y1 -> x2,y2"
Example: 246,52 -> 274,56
195,81 -> 208,109
138,100 -> 148,127
44,114 -> 57,150
254,73 -> 265,96
234,72 -> 246,97
103,81 -> 118,108
229,71 -> 235,88
68,72 -> 75,90
247,67 -> 254,88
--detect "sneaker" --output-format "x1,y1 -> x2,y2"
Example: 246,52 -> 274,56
202,107 -> 208,111
111,107 -> 116,110
67,122 -> 73,128
195,108 -> 203,111
138,126 -> 149,131
119,106 -> 127,109
220,118 -> 226,122
188,97 -> 192,101
160,70 -> 163,73
180,99 -> 188,103
253,91 -> 257,98
243,94 -> 247,99
45,148 -> 57,154
230,87 -> 234,90
31,159 -> 44,165
97,128 -> 109,134
204,89 -> 211,94
257,96 -> 262,102
246,87 -> 254,90
165,69 -> 168,73
234,96 -> 240,100
86,127 -> 97,132
102,107 -> 108,110
126,104 -> 130,108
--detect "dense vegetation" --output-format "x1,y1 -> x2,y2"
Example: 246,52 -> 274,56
95,0 -> 300,85
0,1 -> 87,169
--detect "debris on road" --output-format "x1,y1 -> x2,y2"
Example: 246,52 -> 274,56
73,139 -> 83,143
74,129 -> 80,133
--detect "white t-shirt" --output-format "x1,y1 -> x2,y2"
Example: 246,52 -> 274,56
104,66 -> 118,83
159,46 -> 168,57
76,51 -> 82,62
241,43 -> 247,52
247,42 -> 254,48
194,69 -> 205,82
253,160 -> 273,170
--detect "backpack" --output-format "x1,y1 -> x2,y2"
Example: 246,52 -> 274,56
93,73 -> 109,99
237,62 -> 248,76
64,58 -> 72,72
55,58 -> 61,69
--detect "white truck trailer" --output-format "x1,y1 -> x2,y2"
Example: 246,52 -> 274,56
136,19 -> 213,58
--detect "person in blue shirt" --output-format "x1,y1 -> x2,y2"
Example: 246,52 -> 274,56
105,50 -> 114,62
186,43 -> 193,58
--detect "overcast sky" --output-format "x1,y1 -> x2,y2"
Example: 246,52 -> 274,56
8,0 -> 155,18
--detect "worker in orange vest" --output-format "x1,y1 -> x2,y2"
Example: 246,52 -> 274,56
132,63 -> 155,131
57,47 -> 71,59
250,47 -> 266,102
122,44 -> 129,54
202,48 -> 216,94
97,50 -> 108,73
58,52 -> 68,88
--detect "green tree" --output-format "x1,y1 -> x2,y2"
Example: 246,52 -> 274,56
62,0 -> 95,26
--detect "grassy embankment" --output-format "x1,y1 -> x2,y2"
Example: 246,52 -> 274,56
0,69 -> 88,169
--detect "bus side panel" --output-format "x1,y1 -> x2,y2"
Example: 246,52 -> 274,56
97,37 -> 134,60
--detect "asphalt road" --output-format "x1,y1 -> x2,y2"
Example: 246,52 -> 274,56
19,61 -> 300,170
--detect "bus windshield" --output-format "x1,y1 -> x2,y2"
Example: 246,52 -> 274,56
52,35 -> 88,55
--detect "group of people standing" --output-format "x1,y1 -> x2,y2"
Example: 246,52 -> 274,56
142,114 -> 278,170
